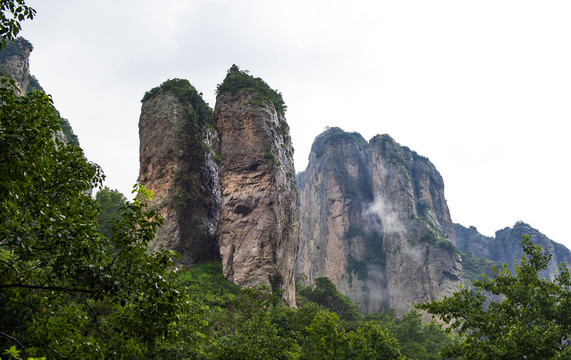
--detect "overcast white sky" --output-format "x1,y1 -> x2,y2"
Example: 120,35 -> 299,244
19,0 -> 571,248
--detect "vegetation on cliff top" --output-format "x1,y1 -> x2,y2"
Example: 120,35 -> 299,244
312,127 -> 367,159
0,37 -> 44,94
0,37 -> 31,65
216,64 -> 287,116
142,78 -> 214,127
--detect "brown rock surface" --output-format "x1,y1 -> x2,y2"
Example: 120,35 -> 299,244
214,75 -> 298,305
138,80 -> 220,266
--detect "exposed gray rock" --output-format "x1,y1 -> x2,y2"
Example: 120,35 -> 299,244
456,221 -> 571,281
454,224 -> 493,259
0,37 -> 32,94
297,128 -> 461,316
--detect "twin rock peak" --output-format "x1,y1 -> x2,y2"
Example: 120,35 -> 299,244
138,66 -> 461,314
4,41 -> 565,316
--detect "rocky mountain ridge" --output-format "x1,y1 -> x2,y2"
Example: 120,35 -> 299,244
9,38 -> 570,315
296,127 -> 462,316
455,221 -> 571,281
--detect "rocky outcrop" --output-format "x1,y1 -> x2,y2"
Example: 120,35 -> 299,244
297,127 -> 462,316
138,68 -> 298,305
0,37 -> 33,94
454,224 -> 493,259
214,66 -> 298,306
456,222 -> 571,280
138,79 -> 221,266
0,38 -> 78,145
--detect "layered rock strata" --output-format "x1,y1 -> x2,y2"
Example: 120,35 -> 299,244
138,79 -> 221,266
297,127 -> 462,316
214,68 -> 298,306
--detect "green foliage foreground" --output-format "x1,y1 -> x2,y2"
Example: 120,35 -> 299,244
0,74 -> 202,358
168,261 -> 456,360
417,235 -> 571,360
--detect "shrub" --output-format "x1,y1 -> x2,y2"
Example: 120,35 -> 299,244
216,64 -> 287,116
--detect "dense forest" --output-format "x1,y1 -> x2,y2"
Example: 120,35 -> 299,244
1,2 -> 570,359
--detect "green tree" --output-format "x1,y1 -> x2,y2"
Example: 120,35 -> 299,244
348,322 -> 404,360
385,310 -> 457,360
95,186 -> 127,239
300,310 -> 403,360
297,277 -> 361,321
0,75 -> 201,358
0,0 -> 35,50
207,285 -> 300,360
302,310 -> 347,360
417,235 -> 571,360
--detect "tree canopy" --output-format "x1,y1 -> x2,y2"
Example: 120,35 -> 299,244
95,186 -> 127,239
0,59 -> 200,359
0,0 -> 35,50
417,235 -> 571,360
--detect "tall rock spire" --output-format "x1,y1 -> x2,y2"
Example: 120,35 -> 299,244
138,79 -> 221,265
214,66 -> 298,305
138,68 -> 298,305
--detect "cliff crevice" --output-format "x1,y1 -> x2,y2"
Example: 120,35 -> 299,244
138,68 -> 298,305
138,79 -> 221,265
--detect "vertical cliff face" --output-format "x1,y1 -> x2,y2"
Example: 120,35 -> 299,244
214,67 -> 298,305
296,129 -> 382,311
138,79 -> 221,266
297,128 -> 462,315
368,134 -> 461,315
